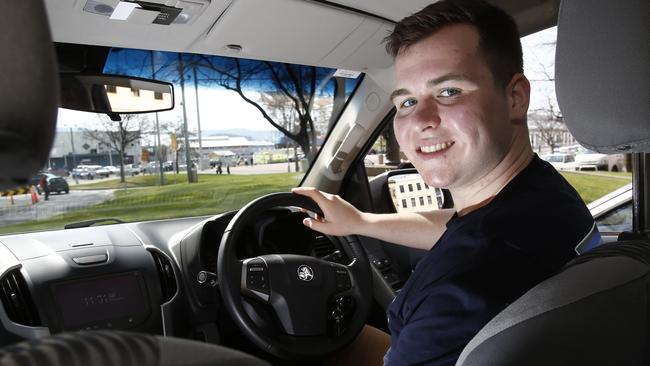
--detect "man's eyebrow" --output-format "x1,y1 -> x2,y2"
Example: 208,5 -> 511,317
390,73 -> 471,102
426,73 -> 471,87
389,88 -> 410,102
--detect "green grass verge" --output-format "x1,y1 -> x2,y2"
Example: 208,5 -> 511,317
0,173 -> 301,234
71,174 -> 180,190
560,171 -> 630,204
1,170 -> 632,235
574,171 -> 632,179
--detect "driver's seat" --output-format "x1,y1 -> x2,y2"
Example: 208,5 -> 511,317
456,0 -> 650,365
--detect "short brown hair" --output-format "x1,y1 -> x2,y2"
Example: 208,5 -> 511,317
384,0 -> 523,88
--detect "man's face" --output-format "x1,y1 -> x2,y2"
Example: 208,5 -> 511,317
392,24 -> 515,190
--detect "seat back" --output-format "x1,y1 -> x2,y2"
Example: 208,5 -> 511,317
0,0 -> 59,190
457,242 -> 650,365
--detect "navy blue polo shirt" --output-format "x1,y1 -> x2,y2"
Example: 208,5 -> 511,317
384,155 -> 599,366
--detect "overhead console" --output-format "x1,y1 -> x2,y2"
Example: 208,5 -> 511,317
0,226 -> 177,345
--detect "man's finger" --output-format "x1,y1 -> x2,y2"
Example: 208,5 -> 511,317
302,217 -> 328,234
292,187 -> 326,202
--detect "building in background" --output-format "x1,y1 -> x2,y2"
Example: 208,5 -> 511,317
187,135 -> 274,163
48,129 -> 141,171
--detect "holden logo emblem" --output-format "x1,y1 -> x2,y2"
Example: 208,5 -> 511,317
297,265 -> 314,282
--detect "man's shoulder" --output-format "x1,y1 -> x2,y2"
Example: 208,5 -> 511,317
474,158 -> 594,270
486,156 -> 588,223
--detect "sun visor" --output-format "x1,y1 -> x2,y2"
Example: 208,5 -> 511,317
555,0 -> 650,153
0,1 -> 59,190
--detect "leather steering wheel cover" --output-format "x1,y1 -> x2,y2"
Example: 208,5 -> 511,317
217,192 -> 372,359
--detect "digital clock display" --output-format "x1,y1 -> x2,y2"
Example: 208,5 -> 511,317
52,272 -> 149,329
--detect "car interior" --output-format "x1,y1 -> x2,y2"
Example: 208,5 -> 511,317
0,0 -> 648,365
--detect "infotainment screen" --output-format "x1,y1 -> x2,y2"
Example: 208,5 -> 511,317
52,271 -> 150,330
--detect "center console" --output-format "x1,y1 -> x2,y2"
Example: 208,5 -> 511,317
0,226 -> 171,341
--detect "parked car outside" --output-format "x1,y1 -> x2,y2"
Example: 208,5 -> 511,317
540,153 -> 576,171
574,149 -> 608,170
124,164 -> 141,176
95,166 -> 111,178
77,168 -> 96,180
29,173 -> 69,195
106,166 -> 120,175
574,149 -> 627,171
588,183 -> 632,233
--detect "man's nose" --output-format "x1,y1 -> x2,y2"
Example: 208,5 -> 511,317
412,97 -> 441,130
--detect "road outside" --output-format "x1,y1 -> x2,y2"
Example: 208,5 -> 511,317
0,189 -> 114,227
200,162 -> 300,175
0,162 -> 300,229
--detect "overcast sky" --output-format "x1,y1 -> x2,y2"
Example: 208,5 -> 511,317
58,26 -> 558,133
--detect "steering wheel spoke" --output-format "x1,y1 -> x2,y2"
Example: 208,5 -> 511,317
241,258 -> 270,303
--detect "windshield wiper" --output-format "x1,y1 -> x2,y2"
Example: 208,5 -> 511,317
64,218 -> 125,229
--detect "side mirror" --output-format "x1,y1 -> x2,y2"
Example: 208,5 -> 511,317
59,74 -> 174,114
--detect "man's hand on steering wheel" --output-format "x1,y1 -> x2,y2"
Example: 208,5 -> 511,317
291,187 -> 366,236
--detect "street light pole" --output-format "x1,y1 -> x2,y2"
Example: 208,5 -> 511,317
193,66 -> 204,171
177,53 -> 196,183
69,127 -> 77,169
151,50 -> 165,185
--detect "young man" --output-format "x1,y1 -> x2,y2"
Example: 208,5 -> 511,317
294,0 -> 599,365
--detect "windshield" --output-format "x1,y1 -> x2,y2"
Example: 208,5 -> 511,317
0,48 -> 361,234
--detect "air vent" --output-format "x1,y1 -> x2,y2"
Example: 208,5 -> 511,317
150,251 -> 177,303
0,269 -> 41,326
312,235 -> 336,258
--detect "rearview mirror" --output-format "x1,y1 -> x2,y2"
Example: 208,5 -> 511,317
59,74 -> 174,114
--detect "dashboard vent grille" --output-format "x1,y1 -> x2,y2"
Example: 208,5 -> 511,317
313,235 -> 336,258
0,269 -> 41,326
150,251 -> 177,303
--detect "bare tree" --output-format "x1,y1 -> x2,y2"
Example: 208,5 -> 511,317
260,92 -> 296,131
259,92 -> 301,169
194,56 -> 343,162
104,51 -> 350,163
528,99 -> 565,153
84,114 -> 150,182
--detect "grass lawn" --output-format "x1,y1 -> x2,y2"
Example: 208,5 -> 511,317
1,170 -> 631,235
560,171 -> 631,204
0,173 -> 301,234
71,174 -> 183,189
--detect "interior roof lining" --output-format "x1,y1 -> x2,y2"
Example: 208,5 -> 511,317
306,0 -> 396,24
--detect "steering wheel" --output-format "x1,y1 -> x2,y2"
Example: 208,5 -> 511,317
217,192 -> 372,359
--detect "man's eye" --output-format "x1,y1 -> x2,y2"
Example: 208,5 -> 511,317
439,88 -> 461,97
399,98 -> 417,109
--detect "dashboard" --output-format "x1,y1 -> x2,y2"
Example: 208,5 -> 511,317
0,206 -> 405,348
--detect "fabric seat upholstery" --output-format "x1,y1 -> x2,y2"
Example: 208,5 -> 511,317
456,241 -> 650,365
0,0 -> 58,191
0,330 -> 270,366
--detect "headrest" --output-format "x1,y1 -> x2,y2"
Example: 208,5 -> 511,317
0,0 -> 59,190
555,0 -> 650,153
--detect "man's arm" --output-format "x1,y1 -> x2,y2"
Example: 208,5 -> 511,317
292,187 -> 455,250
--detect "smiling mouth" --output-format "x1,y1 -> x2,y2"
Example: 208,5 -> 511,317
418,141 -> 454,154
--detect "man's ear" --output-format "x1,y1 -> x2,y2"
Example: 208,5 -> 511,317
506,73 -> 530,121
